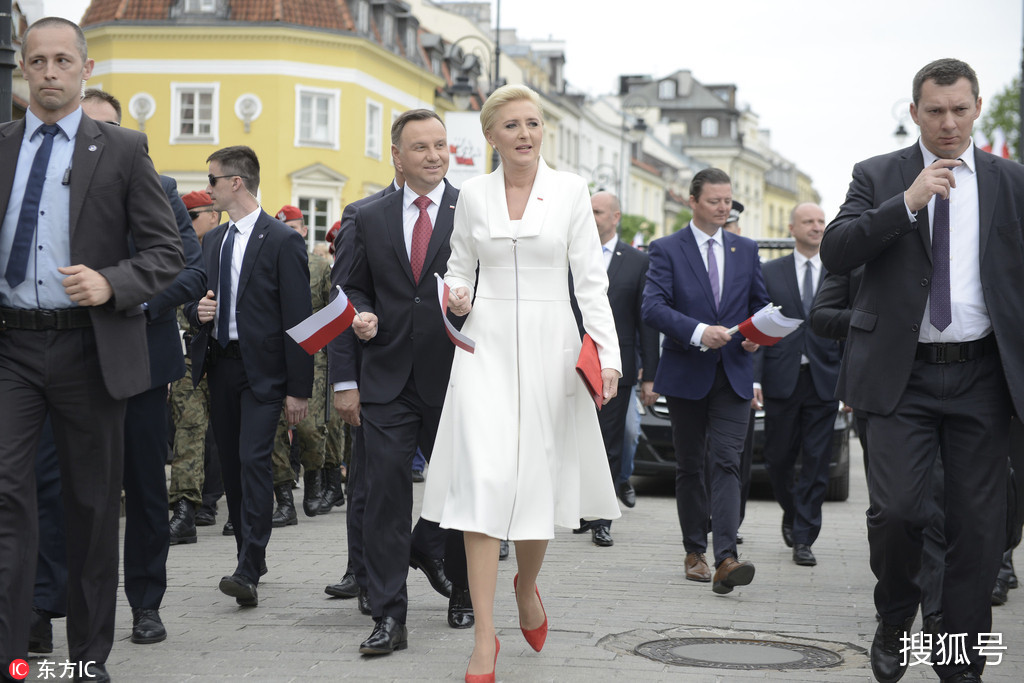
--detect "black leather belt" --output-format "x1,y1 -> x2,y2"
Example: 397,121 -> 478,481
0,307 -> 92,331
208,339 -> 242,361
915,334 -> 996,364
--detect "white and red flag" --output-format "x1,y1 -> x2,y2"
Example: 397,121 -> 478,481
286,285 -> 357,354
991,128 -> 1012,159
975,128 -> 992,153
700,303 -> 803,351
435,273 -> 476,354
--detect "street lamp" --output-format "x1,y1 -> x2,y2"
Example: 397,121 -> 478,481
618,93 -> 650,214
445,32 -> 505,171
591,163 -> 618,195
891,98 -> 912,147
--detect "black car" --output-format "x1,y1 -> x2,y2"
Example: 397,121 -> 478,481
631,392 -> 852,501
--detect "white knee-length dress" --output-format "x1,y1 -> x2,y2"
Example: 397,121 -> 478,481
421,159 -> 622,540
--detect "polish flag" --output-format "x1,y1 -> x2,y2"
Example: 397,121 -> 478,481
737,304 -> 804,346
991,128 -> 1012,159
286,285 -> 357,354
435,273 -> 476,353
975,129 -> 992,153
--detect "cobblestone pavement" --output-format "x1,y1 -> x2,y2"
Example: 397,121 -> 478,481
23,441 -> 1023,681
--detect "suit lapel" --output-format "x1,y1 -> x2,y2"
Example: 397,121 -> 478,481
680,227 -> 717,312
421,180 -> 458,281
606,240 -> 628,283
383,191 -> 416,286
485,157 -> 551,240
779,253 -> 803,317
69,116 -> 104,244
207,223 -> 227,297
976,147 -> 998,261
721,230 -> 744,308
0,120 -> 26,217
236,211 -> 270,303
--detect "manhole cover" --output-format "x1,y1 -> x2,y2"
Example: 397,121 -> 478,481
635,637 -> 845,670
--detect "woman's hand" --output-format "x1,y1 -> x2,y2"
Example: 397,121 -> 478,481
601,368 -> 619,405
448,286 -> 472,316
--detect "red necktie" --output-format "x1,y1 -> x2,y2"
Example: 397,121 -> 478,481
410,195 -> 432,282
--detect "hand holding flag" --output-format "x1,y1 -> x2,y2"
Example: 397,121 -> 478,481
286,285 -> 357,354
435,273 -> 476,353
700,303 -> 803,351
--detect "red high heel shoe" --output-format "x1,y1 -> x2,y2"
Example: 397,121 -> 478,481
465,636 -> 499,683
513,573 -> 548,652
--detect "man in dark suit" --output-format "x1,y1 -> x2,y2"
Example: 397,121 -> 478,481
324,175 -> 401,614
753,203 -> 841,568
820,58 -> 1024,683
579,191 -> 659,547
642,168 -> 768,595
344,109 -> 470,654
186,145 -> 313,609
0,18 -> 183,680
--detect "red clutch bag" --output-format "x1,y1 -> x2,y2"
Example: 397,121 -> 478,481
576,333 -> 603,410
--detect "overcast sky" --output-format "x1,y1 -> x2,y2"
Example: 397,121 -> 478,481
45,0 -> 1023,218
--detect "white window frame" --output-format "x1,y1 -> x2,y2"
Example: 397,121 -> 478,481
658,80 -> 676,100
170,82 -> 219,145
355,0 -> 370,34
701,116 -> 719,138
365,99 -> 383,160
185,0 -> 217,12
297,195 -> 334,250
294,85 -> 340,150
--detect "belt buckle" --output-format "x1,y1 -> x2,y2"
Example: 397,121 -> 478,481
38,310 -> 57,330
932,344 -> 946,363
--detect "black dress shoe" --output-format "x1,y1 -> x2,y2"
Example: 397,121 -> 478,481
168,499 -> 197,545
781,521 -> 794,548
1009,572 -> 1019,589
736,533 -> 744,544
592,525 -> 614,547
793,544 -> 816,566
409,548 -> 452,598
992,577 -> 1009,605
194,507 -> 216,526
498,539 -> 509,560
618,481 -> 636,508
447,587 -> 474,629
923,612 -> 943,637
325,572 -> 361,599
572,519 -> 591,534
29,607 -> 53,653
219,574 -> 258,607
260,559 -> 268,577
130,607 -> 167,644
359,616 -> 408,655
940,670 -> 981,683
358,589 -> 371,615
411,469 -> 425,483
222,519 -> 234,536
870,616 -> 915,683
73,663 -> 110,682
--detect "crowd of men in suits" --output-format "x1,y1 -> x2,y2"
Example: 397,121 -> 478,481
1,17 -> 1021,683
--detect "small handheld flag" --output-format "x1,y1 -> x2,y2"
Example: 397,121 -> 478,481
286,285 -> 357,354
700,304 -> 802,351
435,273 -> 476,354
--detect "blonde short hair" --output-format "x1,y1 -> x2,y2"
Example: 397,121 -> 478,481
479,84 -> 543,135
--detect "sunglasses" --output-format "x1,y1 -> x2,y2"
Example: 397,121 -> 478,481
208,174 -> 247,186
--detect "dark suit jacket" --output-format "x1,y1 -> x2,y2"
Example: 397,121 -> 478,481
753,254 -> 841,401
809,265 -> 864,342
820,143 -> 1024,416
573,240 -> 659,387
186,210 -> 313,403
642,226 -> 769,401
0,115 -> 184,400
327,183 -> 397,387
139,176 -> 205,390
345,181 -> 460,407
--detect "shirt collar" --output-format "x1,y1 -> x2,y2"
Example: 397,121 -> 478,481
793,250 -> 821,271
403,181 -> 446,211
689,222 -> 722,247
919,137 -> 976,174
231,206 -> 262,237
25,106 -> 82,141
602,235 -> 618,252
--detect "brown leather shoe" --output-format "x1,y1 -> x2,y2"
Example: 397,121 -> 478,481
712,557 -> 755,594
684,552 -> 712,582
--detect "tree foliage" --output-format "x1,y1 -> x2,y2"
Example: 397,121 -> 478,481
978,76 -> 1020,159
619,214 -> 657,246
671,208 -> 693,234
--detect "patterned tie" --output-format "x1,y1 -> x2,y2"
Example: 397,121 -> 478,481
930,196 -> 951,331
410,195 -> 432,283
707,238 -> 720,311
217,225 -> 238,347
802,260 -> 815,316
6,124 -> 61,287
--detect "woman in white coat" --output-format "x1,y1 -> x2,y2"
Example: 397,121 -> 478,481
421,84 -> 622,682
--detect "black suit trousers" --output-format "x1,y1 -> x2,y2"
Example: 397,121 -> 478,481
762,366 -> 838,546
0,329 -> 124,667
360,375 -> 465,622
33,415 -> 68,618
866,353 -> 1009,678
595,385 -> 633,528
666,364 -> 749,566
345,425 -> 367,587
122,385 -> 171,609
207,356 -> 281,584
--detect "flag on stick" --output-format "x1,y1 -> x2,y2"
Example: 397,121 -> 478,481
435,273 -> 476,353
700,303 -> 803,351
286,285 -> 357,354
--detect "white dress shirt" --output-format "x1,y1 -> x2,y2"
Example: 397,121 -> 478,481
907,140 -> 989,343
689,223 -> 725,347
602,236 -> 617,271
215,205 -> 260,343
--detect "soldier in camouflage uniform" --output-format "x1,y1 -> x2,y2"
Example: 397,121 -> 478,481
270,207 -> 334,525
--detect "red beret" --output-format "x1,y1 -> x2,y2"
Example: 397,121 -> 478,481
276,205 -> 303,222
181,190 -> 213,211
326,221 -> 342,255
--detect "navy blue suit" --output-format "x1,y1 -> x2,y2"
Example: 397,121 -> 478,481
642,225 -> 768,565
187,210 -> 313,584
754,254 -> 840,547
